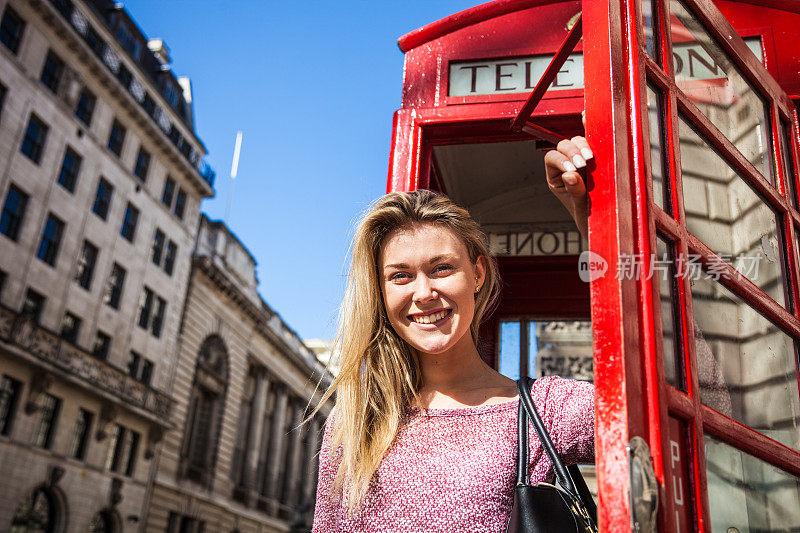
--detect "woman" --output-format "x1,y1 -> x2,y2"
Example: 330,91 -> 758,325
311,136 -> 595,533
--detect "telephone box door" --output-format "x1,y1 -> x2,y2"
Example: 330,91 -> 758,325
584,0 -> 800,530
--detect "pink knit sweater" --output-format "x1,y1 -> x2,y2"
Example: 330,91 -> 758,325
312,376 -> 595,533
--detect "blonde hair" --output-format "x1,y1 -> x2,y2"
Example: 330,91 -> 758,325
314,190 -> 499,511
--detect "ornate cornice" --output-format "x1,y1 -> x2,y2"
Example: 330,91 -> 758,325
0,305 -> 173,425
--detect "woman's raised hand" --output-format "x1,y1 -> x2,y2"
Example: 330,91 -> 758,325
543,116 -> 593,239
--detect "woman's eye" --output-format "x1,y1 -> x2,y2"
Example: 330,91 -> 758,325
389,272 -> 410,281
433,264 -> 453,274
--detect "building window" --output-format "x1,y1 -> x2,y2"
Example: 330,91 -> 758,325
181,336 -> 228,485
39,50 -> 64,93
128,351 -> 154,386
60,311 -> 81,344
133,148 -> 150,181
137,287 -> 154,329
0,374 -> 22,435
21,288 -> 45,323
107,119 -> 126,156
151,228 -> 165,265
36,213 -> 65,266
20,114 -> 48,164
167,512 -> 206,533
57,147 -> 82,193
163,81 -> 180,108
92,331 -> 111,360
161,176 -> 176,207
120,203 -> 139,242
151,297 -> 166,338
174,189 -> 187,219
67,408 -> 93,460
116,64 -> 132,89
104,263 -> 126,309
104,424 -> 139,476
164,241 -> 177,276
0,82 -> 7,119
116,23 -> 141,60
92,178 -> 113,220
0,184 -> 29,241
31,393 -> 60,449
75,88 -> 96,127
0,6 -> 25,55
75,240 -> 98,290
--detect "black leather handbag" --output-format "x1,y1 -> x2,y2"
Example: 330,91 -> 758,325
506,377 -> 598,533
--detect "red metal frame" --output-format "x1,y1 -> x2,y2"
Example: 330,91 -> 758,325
389,1 -> 800,530
511,14 -> 582,135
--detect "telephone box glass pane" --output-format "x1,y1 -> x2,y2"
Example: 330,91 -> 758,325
657,236 -> 683,390
779,120 -> 799,209
679,116 -> 787,308
646,84 -> 671,214
499,320 -> 593,381
642,0 -> 660,64
691,275 -> 800,450
669,0 -> 774,186
533,321 -> 593,380
499,321 -> 521,380
705,434 -> 800,532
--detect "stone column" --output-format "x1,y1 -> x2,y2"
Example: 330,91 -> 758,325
301,418 -> 321,502
284,401 -> 306,508
243,368 -> 270,505
266,386 -> 289,514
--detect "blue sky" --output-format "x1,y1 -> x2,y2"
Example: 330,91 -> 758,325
123,1 -> 478,340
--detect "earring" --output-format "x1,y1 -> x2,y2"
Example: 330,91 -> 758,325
475,285 -> 481,293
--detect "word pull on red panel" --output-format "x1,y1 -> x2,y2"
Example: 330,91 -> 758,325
667,417 -> 693,532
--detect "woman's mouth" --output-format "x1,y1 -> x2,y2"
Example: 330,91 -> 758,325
410,309 -> 452,324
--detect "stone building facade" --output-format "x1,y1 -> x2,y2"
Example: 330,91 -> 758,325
144,215 -> 331,533
0,0 -> 213,530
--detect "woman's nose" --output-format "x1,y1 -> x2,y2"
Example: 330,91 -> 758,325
412,276 -> 438,302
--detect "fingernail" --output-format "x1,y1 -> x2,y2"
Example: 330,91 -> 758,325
573,154 -> 586,168
580,148 -> 594,160
563,175 -> 578,185
563,161 -> 577,172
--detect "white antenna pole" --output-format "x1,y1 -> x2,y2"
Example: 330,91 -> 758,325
225,131 -> 243,225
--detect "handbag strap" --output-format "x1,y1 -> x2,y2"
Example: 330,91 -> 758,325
516,377 -> 578,496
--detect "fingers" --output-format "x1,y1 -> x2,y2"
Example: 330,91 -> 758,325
556,137 -> 593,170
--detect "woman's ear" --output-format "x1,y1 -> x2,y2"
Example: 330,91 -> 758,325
475,255 -> 487,290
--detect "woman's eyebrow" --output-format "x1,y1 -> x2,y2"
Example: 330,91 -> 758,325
428,254 -> 455,264
383,262 -> 409,270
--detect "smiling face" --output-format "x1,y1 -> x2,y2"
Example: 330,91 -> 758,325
379,223 -> 486,357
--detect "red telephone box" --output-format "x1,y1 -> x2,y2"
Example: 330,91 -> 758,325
388,0 -> 800,530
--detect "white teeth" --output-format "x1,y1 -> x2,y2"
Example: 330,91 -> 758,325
412,310 -> 448,324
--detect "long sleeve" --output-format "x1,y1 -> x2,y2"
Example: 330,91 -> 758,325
311,412 -> 338,533
534,376 -> 595,465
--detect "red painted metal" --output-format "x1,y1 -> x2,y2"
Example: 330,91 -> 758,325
511,15 -> 583,132
388,1 -> 800,530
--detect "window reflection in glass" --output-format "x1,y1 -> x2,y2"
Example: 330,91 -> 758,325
656,237 -> 683,389
779,120 -> 798,209
679,116 -> 787,308
641,0 -> 660,63
498,320 -> 593,381
646,84 -> 671,213
669,0 -> 773,185
705,435 -> 800,532
691,275 -> 800,450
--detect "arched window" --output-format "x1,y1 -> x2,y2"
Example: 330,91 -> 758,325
180,335 -> 228,485
9,486 -> 58,533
